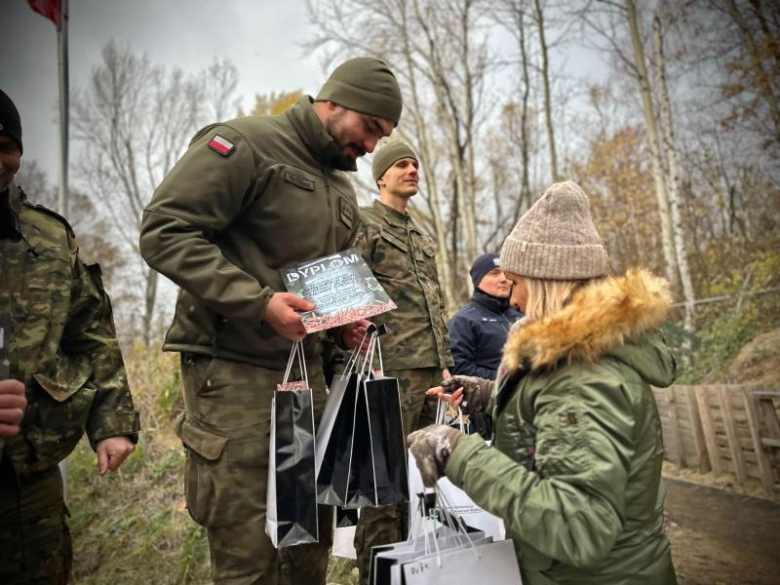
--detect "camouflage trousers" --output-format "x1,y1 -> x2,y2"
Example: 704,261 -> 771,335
178,353 -> 333,585
0,456 -> 72,585
354,367 -> 441,585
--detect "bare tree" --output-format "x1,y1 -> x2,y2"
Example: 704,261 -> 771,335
723,0 -> 780,143
533,0 -> 561,181
494,0 -> 534,217
72,41 -> 240,345
306,0 -> 493,309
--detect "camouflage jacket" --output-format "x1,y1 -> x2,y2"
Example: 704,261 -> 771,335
0,183 -> 140,476
356,200 -> 452,371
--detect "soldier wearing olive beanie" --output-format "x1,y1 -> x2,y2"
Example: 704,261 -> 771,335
354,140 -> 453,585
139,56 -> 407,585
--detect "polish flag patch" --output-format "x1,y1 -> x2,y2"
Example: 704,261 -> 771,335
208,134 -> 235,156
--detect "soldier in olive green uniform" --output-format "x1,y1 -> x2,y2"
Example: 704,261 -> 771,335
139,59 -> 402,585
0,89 -> 140,584
353,141 -> 453,584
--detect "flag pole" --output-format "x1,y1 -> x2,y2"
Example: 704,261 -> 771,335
57,0 -> 68,217
57,0 -> 70,501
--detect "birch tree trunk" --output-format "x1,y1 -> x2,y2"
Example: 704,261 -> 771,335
653,16 -> 696,332
625,0 -> 680,292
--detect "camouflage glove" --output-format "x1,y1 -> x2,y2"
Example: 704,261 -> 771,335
441,375 -> 494,414
407,424 -> 465,488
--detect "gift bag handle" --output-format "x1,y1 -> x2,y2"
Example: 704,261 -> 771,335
342,328 -> 371,378
281,340 -> 309,388
435,400 -> 466,434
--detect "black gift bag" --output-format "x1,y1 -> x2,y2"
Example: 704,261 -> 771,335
316,369 -> 361,506
316,331 -> 409,509
361,336 -> 408,507
316,338 -> 364,506
266,341 -> 319,547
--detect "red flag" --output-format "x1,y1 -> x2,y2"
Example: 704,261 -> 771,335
28,0 -> 65,29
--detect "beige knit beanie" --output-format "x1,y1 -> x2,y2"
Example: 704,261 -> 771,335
500,181 -> 609,280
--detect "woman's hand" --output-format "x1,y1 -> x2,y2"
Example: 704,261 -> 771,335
426,375 -> 493,414
407,424 -> 465,487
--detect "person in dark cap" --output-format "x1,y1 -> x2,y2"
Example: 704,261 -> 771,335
0,88 -> 140,584
448,253 -> 524,380
139,58 -> 403,584
352,139 -> 453,584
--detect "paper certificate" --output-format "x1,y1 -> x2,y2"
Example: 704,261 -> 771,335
280,248 -> 397,333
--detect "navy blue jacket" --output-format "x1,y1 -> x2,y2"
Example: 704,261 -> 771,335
448,290 -> 524,380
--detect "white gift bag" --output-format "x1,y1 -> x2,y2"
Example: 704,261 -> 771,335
402,538 -> 522,585
408,403 -> 505,541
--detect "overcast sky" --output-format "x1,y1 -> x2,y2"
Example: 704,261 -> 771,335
1,0 -> 331,181
1,0 -> 612,188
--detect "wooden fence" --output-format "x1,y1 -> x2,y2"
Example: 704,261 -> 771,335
652,385 -> 780,496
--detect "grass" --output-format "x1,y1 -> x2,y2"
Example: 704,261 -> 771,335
67,348 -> 212,584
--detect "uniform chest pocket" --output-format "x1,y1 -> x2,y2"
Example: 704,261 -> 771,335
412,235 -> 437,275
372,228 -> 411,279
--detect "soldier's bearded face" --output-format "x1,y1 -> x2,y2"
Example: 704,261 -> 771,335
326,108 -> 392,161
0,136 -> 21,192
379,158 -> 419,198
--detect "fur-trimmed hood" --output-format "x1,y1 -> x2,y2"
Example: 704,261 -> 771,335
502,269 -> 674,382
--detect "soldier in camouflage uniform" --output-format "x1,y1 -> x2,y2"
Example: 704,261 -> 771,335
353,140 -> 453,584
139,59 -> 403,585
0,89 -> 141,584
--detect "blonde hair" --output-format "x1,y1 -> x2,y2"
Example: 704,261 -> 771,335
522,277 -> 591,322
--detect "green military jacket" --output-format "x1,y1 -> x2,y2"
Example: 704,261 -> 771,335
356,200 -> 452,371
140,96 -> 360,369
446,270 -> 678,585
0,183 -> 140,476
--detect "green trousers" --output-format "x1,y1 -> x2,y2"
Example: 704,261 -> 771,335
179,353 -> 333,585
0,457 -> 71,585
353,366 -> 441,585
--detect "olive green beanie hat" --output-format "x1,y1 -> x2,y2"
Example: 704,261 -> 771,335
316,57 -> 403,126
500,181 -> 609,280
372,141 -> 418,182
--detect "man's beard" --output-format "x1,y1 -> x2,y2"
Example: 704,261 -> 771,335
324,114 -> 360,172
326,147 -> 358,172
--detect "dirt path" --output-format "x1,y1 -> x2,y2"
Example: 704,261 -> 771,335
665,479 -> 780,585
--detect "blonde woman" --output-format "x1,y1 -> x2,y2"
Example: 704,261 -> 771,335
409,181 -> 678,585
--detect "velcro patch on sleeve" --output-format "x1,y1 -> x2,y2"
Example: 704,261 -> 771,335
208,134 -> 235,156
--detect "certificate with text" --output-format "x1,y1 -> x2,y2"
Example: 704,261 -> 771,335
280,249 -> 397,333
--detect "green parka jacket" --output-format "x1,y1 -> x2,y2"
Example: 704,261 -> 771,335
445,269 -> 678,585
140,96 -> 360,369
1,184 -> 140,475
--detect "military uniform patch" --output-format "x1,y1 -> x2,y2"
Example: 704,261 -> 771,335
339,197 -> 355,229
284,169 -> 315,191
208,135 -> 235,156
